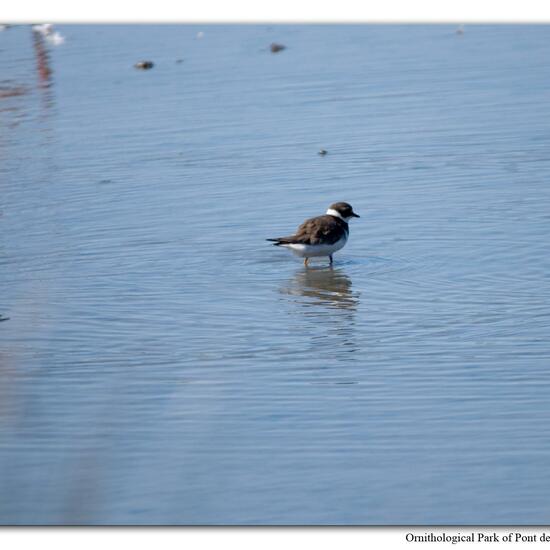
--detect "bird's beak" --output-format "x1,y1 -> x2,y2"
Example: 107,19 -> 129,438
351,212 -> 360,218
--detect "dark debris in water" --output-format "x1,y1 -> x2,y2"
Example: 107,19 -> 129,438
318,149 -> 328,156
0,316 -> 10,322
270,43 -> 286,53
134,61 -> 154,70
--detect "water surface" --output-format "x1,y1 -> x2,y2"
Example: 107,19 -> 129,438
1,24 -> 550,524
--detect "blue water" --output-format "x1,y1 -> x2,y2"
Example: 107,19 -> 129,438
1,24 -> 550,525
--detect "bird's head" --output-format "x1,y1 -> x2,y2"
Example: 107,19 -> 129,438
326,202 -> 360,222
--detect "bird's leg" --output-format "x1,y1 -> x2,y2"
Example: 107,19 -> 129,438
329,255 -> 333,267
304,257 -> 309,268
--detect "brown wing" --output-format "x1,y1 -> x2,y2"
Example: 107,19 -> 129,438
292,215 -> 347,245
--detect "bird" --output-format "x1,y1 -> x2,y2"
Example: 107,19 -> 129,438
267,202 -> 360,267
32,24 -> 65,45
32,23 -> 54,36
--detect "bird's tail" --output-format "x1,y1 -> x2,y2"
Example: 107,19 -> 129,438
266,238 -> 293,246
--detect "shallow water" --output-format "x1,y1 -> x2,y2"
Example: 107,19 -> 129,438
1,24 -> 550,525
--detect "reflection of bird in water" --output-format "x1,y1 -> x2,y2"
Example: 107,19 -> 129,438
280,267 -> 360,359
32,28 -> 53,85
280,267 -> 358,311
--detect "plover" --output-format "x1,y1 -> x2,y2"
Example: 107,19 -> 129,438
267,202 -> 360,267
